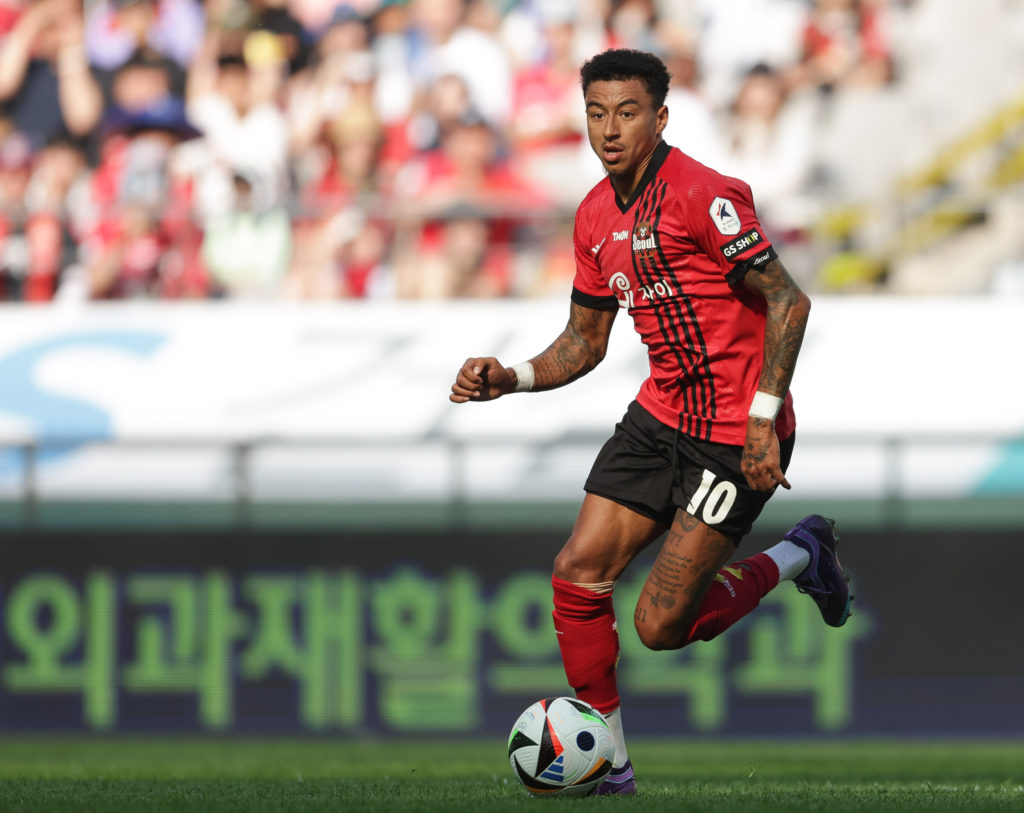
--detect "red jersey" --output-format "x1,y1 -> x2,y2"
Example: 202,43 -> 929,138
571,141 -> 796,445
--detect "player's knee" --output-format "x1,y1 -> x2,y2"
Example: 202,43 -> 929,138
552,544 -> 579,581
553,539 -> 615,584
634,614 -> 687,651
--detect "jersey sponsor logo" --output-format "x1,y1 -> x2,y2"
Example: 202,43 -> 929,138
709,197 -> 741,236
720,228 -> 764,259
614,276 -> 676,309
590,237 -> 607,255
612,230 -> 629,241
632,220 -> 657,256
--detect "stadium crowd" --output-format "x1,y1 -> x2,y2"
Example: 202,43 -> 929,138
0,0 -> 915,301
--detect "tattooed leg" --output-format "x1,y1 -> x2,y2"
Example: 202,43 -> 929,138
634,510 -> 737,650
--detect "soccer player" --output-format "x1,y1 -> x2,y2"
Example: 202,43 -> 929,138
449,49 -> 852,795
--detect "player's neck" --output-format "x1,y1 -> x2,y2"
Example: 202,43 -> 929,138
610,139 -> 662,205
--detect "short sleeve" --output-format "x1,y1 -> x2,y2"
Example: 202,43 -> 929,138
570,205 -> 619,310
691,176 -> 777,286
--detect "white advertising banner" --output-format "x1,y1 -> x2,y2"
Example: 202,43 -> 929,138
0,298 -> 1021,503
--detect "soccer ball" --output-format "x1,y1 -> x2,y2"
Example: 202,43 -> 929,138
507,696 -> 615,797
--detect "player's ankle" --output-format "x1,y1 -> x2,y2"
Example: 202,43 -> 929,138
601,706 -> 630,768
763,539 -> 811,582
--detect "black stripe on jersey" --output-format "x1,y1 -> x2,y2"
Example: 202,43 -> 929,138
659,204 -> 718,440
571,287 -> 620,311
637,180 -> 699,436
630,178 -> 714,440
636,177 -> 717,440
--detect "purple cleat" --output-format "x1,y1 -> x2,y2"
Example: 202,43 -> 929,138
785,515 -> 853,627
595,760 -> 636,796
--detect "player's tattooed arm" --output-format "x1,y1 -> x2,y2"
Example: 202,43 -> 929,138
528,301 -> 617,391
450,302 -> 616,402
742,257 -> 811,401
740,257 -> 811,491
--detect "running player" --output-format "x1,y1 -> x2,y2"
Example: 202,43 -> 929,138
450,48 -> 852,795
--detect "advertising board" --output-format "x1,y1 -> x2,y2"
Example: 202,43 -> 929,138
1,527 -> 1019,736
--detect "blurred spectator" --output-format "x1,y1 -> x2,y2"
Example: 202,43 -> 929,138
0,130 -> 33,216
0,130 -> 70,300
406,0 -> 513,128
518,213 -> 576,298
658,24 -> 722,168
75,47 -> 183,233
288,0 -> 381,36
792,0 -> 894,94
0,0 -> 103,150
283,211 -> 332,298
302,99 -> 385,212
336,212 -> 390,297
76,98 -> 207,299
606,0 -> 661,52
201,169 -> 292,297
392,109 -> 550,297
0,129 -> 32,199
84,0 -> 204,72
287,5 -> 373,159
507,2 -> 588,206
186,25 -> 290,210
23,134 -> 89,222
99,47 -> 184,113
394,201 -> 511,298
395,108 -> 548,220
717,64 -> 816,229
22,135 -> 89,298
715,62 -> 819,285
404,71 -> 472,153
249,0 -> 311,75
693,0 -> 806,107
367,0 -> 415,127
287,100 -> 389,299
285,206 -> 392,299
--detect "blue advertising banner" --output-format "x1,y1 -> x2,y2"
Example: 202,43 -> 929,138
0,528 -> 1019,736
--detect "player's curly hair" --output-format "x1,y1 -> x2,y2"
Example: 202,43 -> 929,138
580,49 -> 672,108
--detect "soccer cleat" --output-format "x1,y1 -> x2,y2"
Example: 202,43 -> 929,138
785,515 -> 853,627
595,760 -> 636,796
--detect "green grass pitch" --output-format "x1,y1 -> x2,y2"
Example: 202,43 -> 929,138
0,738 -> 1022,812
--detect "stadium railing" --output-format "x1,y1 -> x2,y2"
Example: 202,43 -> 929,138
0,432 -> 1020,532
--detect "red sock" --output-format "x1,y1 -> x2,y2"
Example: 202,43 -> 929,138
682,552 -> 780,645
551,575 -> 620,715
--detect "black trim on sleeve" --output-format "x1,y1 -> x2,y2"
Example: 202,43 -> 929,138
725,245 -> 778,287
572,287 -> 620,311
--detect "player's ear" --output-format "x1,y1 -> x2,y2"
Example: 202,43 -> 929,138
655,105 -> 668,135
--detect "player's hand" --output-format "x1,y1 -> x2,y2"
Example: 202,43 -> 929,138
450,357 -> 516,403
741,417 -> 791,492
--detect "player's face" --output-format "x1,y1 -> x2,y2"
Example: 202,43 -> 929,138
584,78 -> 667,191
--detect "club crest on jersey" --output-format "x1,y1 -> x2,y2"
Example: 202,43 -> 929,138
709,197 -> 741,236
632,220 -> 657,256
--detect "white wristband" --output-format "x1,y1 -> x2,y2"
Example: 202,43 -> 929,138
511,362 -> 535,393
749,391 -> 783,420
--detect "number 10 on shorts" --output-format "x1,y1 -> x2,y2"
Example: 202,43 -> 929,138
686,469 -> 738,525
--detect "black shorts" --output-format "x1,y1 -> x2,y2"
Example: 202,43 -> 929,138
584,400 -> 795,542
